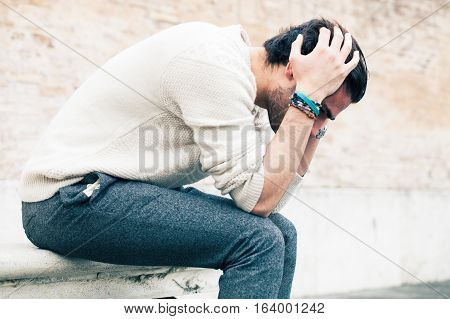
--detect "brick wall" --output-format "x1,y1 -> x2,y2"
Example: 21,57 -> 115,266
1,0 -> 449,190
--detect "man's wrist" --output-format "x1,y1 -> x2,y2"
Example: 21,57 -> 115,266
295,83 -> 325,104
285,106 -> 315,124
308,92 -> 324,105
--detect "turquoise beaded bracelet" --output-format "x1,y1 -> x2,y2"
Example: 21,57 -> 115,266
291,91 -> 322,117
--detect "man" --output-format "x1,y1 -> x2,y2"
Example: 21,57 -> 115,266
20,18 -> 368,299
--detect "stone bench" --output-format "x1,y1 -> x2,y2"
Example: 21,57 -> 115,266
0,181 -> 221,299
0,242 -> 221,298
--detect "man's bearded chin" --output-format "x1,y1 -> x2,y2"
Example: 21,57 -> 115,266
266,86 -> 294,132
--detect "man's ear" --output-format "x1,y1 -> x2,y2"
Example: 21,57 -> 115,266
285,62 -> 294,81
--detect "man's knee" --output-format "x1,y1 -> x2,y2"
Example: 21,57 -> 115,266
270,213 -> 298,243
251,221 -> 286,256
221,218 -> 285,271
283,217 -> 298,242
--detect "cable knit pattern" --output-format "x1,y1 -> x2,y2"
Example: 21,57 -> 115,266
18,21 -> 302,213
162,36 -> 269,211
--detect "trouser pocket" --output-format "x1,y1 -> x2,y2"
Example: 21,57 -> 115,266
21,172 -> 118,250
59,171 -> 119,206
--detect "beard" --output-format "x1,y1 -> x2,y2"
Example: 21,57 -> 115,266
266,86 -> 295,132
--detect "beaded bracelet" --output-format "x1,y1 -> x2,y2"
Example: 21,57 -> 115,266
292,91 -> 322,117
289,90 -> 319,119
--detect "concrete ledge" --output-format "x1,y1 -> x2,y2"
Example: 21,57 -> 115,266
0,181 -> 221,298
0,242 -> 221,299
1,264 -> 221,298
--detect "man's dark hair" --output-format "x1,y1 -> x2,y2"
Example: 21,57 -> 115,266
263,18 -> 368,103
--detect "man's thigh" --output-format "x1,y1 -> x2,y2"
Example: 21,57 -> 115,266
23,172 -> 277,269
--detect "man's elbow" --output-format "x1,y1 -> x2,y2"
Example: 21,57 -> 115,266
251,201 -> 273,218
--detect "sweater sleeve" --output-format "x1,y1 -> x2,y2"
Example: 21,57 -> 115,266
163,45 -> 266,212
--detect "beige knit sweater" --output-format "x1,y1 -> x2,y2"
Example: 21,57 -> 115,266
19,22 -> 302,213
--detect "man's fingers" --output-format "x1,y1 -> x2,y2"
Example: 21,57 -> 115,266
330,26 -> 344,51
344,51 -> 360,74
289,33 -> 303,60
317,27 -> 331,47
340,32 -> 353,61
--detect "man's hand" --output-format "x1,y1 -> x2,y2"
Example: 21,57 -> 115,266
288,26 -> 360,103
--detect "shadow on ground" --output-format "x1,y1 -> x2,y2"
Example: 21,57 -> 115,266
304,280 -> 450,299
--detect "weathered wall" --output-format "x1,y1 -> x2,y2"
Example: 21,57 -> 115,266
1,0 -> 449,188
1,0 -> 449,296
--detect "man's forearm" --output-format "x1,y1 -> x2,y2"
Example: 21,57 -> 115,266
297,135 -> 320,177
252,107 -> 313,217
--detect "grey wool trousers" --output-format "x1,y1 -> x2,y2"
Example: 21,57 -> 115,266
21,171 -> 298,299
